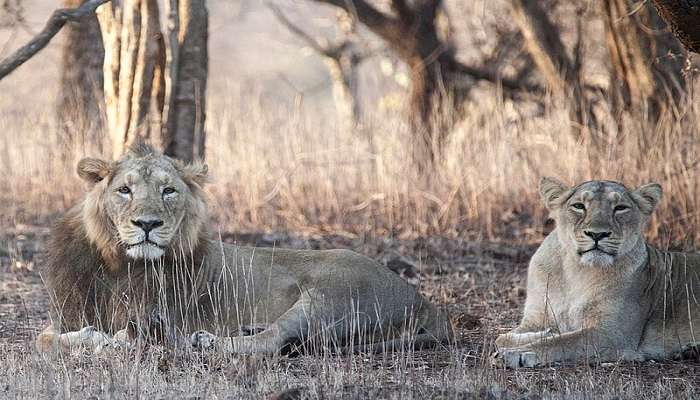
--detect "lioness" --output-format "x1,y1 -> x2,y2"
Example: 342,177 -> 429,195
494,177 -> 700,368
36,144 -> 452,354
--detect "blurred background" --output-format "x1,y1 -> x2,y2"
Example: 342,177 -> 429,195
1,0 -> 698,246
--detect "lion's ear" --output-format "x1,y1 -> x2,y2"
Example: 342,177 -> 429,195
631,183 -> 662,215
178,161 -> 209,187
77,158 -> 111,184
539,177 -> 570,210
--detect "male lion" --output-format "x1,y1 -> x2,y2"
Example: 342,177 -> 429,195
36,144 -> 452,354
493,177 -> 700,368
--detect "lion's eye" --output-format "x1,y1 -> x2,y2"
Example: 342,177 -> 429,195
571,203 -> 585,211
163,187 -> 176,195
117,186 -> 131,195
614,205 -> 629,212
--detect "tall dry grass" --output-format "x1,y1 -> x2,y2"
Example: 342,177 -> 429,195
2,81 -> 699,246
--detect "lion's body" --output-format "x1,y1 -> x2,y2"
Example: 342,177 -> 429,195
495,178 -> 700,367
37,145 -> 451,354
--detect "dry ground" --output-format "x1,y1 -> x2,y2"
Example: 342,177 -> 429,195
2,227 -> 700,399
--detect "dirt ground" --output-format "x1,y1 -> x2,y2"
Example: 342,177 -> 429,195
2,227 -> 700,399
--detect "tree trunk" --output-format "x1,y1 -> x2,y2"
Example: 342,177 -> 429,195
97,0 -> 164,160
391,3 -> 461,166
162,0 -> 207,162
603,0 -> 684,118
325,53 -> 359,131
57,0 -> 105,150
650,0 -> 700,53
511,0 -> 589,137
96,0 -> 207,161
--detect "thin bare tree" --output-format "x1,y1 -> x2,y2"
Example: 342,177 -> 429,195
268,3 -> 365,131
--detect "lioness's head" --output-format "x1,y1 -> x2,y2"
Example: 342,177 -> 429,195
539,177 -> 662,267
77,144 -> 208,261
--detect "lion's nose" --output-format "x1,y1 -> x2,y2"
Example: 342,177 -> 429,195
131,218 -> 164,233
584,231 -> 611,242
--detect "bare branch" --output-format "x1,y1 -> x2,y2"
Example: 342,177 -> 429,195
0,0 -> 110,80
453,63 -> 541,93
312,0 -> 404,44
390,0 -> 414,21
267,3 -> 331,57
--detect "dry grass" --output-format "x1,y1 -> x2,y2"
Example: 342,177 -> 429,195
2,81 -> 700,246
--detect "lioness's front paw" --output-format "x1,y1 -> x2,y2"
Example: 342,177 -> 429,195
491,349 -> 539,368
191,330 -> 218,350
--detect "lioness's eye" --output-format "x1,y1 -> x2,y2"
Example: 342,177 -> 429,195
614,205 -> 629,212
571,203 -> 585,210
163,187 -> 176,195
117,186 -> 131,195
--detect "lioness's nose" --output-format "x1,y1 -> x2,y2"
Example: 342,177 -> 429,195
584,231 -> 611,242
131,218 -> 164,233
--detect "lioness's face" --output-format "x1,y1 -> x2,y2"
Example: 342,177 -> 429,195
539,178 -> 662,267
77,146 -> 208,261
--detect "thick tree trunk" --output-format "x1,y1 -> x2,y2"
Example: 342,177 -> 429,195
650,0 -> 700,53
603,0 -> 684,118
97,0 -> 164,160
391,3 -> 462,165
511,0 -> 589,137
57,0 -> 105,150
511,0 -> 573,92
96,0 -> 206,161
162,0 -> 207,162
406,52 -> 459,164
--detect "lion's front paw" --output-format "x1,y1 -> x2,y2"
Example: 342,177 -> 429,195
191,330 -> 218,351
491,349 -> 540,368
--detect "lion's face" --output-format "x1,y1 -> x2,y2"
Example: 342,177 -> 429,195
539,178 -> 662,267
76,144 -> 208,261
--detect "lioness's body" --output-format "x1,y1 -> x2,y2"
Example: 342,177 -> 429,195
494,178 -> 700,367
37,144 -> 451,354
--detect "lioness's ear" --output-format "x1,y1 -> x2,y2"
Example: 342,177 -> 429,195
631,183 -> 662,215
178,161 -> 209,187
77,157 -> 111,184
539,177 -> 570,210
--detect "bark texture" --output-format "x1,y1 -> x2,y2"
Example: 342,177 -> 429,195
603,0 -> 684,116
97,0 -> 207,161
97,0 -> 164,159
163,0 -> 207,162
511,0 -> 589,135
57,0 -> 105,148
650,0 -> 700,53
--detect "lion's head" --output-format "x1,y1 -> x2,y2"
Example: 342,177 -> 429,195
539,177 -> 662,267
76,144 -> 208,261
